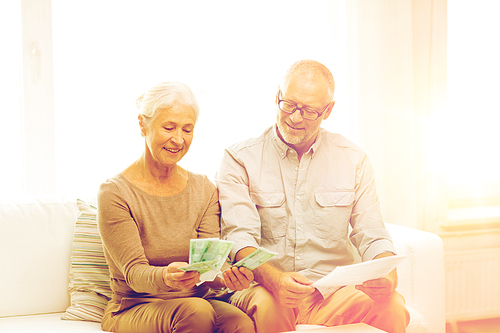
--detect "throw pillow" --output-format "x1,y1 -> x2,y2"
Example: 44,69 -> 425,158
61,199 -> 112,322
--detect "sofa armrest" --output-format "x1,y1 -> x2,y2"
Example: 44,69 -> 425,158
385,223 -> 445,333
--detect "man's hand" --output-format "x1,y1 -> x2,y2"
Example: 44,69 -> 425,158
222,266 -> 254,291
355,252 -> 398,302
273,272 -> 315,308
234,247 -> 315,308
162,262 -> 200,290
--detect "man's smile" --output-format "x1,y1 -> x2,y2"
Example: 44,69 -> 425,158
286,122 -> 304,131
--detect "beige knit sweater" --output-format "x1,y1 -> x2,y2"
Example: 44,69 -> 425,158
97,172 -> 220,313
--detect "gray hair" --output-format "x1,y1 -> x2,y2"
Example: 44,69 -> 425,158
283,60 -> 335,99
136,81 -> 200,123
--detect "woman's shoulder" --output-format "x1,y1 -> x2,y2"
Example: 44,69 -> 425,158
97,173 -> 132,202
187,171 -> 217,193
99,173 -> 127,191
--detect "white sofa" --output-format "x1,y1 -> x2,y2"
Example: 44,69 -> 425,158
0,196 -> 445,333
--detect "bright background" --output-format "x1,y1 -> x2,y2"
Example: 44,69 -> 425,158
1,0 -> 499,233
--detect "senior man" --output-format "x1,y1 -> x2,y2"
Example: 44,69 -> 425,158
215,60 -> 409,333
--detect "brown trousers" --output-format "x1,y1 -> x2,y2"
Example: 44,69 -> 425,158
229,285 -> 410,333
101,297 -> 255,333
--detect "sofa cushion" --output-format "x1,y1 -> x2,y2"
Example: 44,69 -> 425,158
0,313 -> 103,332
0,197 -> 78,317
61,199 -> 111,322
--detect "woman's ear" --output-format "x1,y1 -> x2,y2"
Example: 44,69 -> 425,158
138,114 -> 146,137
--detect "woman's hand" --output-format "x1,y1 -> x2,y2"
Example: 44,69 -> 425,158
221,266 -> 254,291
162,262 -> 200,290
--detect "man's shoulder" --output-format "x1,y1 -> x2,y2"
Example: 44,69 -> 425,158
319,128 -> 365,155
226,126 -> 274,155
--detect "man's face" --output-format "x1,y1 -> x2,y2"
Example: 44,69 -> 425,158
276,74 -> 333,150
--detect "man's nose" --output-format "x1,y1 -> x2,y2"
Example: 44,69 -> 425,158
290,108 -> 304,123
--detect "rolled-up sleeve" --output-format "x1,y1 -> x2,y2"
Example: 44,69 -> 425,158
349,154 -> 396,261
216,149 -> 261,261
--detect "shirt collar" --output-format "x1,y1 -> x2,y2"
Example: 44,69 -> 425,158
272,125 -> 323,159
272,125 -> 289,159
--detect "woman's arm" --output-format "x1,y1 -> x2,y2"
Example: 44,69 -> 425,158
98,182 -> 190,294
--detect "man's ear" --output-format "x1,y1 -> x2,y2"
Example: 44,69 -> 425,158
322,101 -> 335,121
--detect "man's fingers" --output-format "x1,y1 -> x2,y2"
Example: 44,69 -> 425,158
291,273 -> 314,286
356,285 -> 392,302
286,284 -> 315,296
223,267 -> 253,291
238,267 -> 254,280
362,278 -> 388,288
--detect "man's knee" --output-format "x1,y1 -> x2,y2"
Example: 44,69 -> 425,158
231,286 -> 280,317
230,285 -> 295,332
376,292 -> 410,330
351,290 -> 409,332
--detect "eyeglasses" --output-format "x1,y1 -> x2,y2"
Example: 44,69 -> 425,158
277,90 -> 330,121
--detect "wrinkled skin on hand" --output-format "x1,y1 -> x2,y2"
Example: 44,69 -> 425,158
222,266 -> 254,291
162,262 -> 200,290
274,272 -> 315,308
355,253 -> 398,302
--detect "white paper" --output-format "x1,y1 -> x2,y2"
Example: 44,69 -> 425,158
312,255 -> 406,297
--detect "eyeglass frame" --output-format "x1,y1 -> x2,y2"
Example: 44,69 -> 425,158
277,89 -> 331,121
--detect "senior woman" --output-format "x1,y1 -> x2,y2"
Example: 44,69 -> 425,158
97,82 -> 255,333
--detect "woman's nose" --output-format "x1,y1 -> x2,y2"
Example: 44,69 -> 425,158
171,130 -> 184,145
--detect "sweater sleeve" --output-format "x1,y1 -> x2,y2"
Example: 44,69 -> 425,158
196,176 -> 221,239
97,181 -> 171,294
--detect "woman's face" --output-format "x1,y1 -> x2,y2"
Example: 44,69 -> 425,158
140,103 -> 196,168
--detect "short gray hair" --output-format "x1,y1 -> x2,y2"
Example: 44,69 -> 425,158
136,81 -> 200,122
283,60 -> 335,99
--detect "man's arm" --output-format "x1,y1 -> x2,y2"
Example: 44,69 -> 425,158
218,144 -> 314,307
355,252 -> 398,302
236,247 -> 315,308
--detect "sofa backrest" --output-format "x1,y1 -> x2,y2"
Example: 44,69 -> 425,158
387,223 -> 446,333
0,197 -> 78,317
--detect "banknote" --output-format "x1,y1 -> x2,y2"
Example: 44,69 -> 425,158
198,239 -> 234,269
189,238 -> 219,264
178,260 -> 219,275
232,247 -> 278,270
186,239 -> 235,274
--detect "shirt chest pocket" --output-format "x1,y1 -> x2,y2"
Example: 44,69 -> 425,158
314,191 -> 355,239
250,191 -> 286,239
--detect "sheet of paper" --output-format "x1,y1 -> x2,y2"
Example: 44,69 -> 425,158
312,255 -> 406,297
